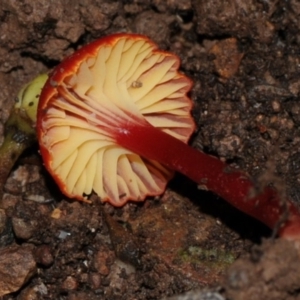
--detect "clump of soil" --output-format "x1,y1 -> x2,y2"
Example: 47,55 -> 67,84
1,0 -> 300,299
225,239 -> 300,300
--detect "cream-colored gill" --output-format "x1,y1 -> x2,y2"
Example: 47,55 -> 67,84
40,34 -> 192,205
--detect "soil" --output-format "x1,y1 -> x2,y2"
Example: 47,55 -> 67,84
1,0 -> 300,299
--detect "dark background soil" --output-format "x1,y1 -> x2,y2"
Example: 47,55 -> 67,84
1,0 -> 300,299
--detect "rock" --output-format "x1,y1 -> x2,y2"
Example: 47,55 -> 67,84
210,38 -> 244,80
34,245 -> 54,267
61,276 -> 78,291
0,209 -> 7,234
18,282 -> 48,299
225,240 -> 300,300
12,216 -> 37,240
164,290 -> 225,300
0,244 -> 36,296
93,249 -> 111,276
133,10 -> 173,46
0,208 -> 13,247
88,272 -> 102,290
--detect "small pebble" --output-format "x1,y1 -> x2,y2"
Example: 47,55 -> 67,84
61,276 -> 78,291
12,217 -> 36,240
88,272 -> 102,290
35,245 -> 54,267
0,209 -> 7,235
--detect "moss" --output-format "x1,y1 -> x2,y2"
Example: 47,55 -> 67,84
178,245 -> 236,269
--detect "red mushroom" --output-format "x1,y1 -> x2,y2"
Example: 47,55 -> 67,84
37,33 -> 300,240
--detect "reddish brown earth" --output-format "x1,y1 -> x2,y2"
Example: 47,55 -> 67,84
1,0 -> 300,299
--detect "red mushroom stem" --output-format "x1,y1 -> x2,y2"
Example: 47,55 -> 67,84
114,119 -> 300,241
36,33 -> 300,241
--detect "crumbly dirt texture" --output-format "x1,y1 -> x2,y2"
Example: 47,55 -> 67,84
1,0 -> 300,299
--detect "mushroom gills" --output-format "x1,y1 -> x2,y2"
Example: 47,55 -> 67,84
39,34 -> 194,205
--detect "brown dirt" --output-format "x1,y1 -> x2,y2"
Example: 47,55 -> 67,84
0,0 -> 300,299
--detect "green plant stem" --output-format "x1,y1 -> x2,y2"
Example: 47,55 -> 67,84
0,110 -> 36,204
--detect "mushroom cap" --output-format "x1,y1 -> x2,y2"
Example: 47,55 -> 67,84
37,33 -> 195,206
